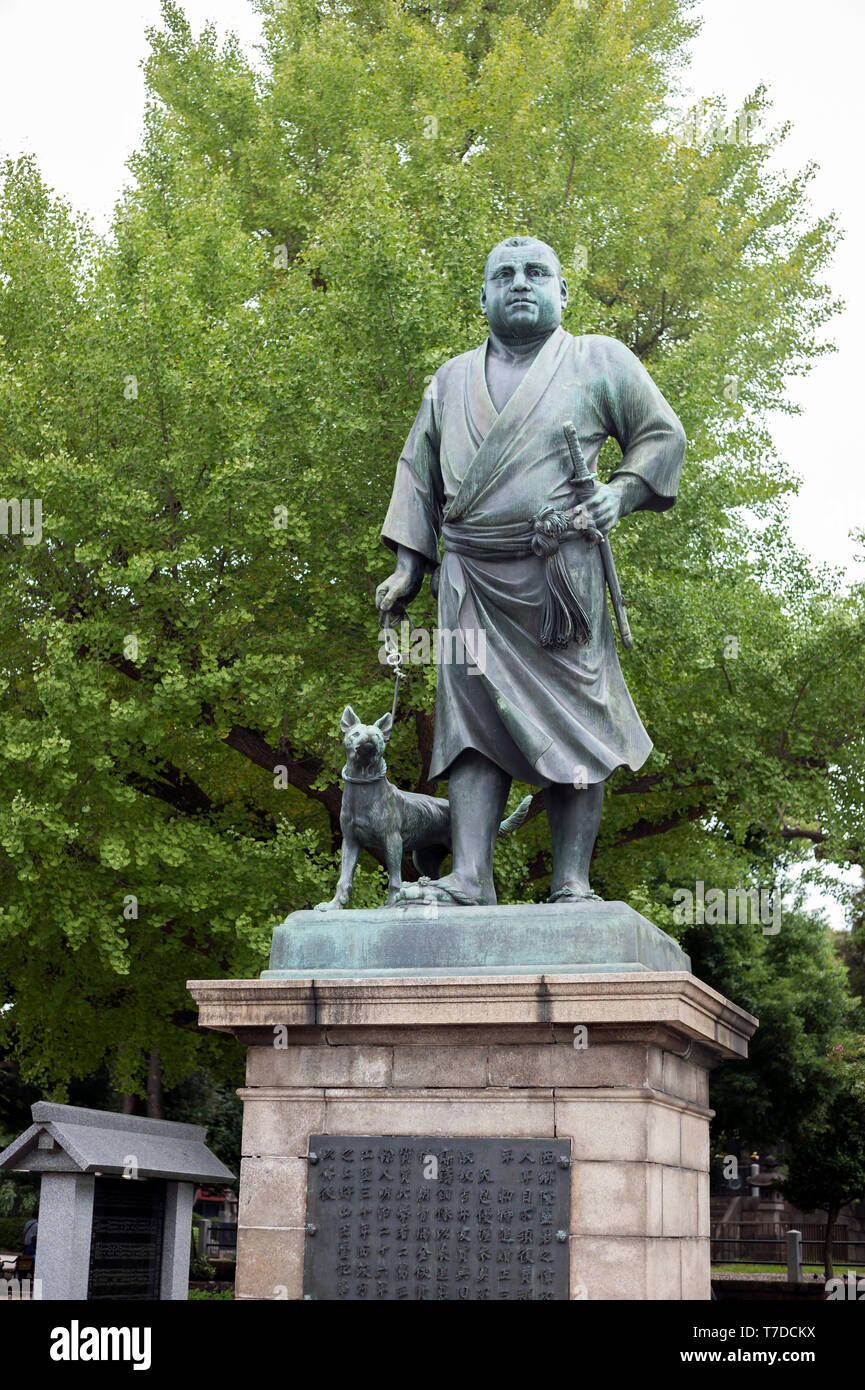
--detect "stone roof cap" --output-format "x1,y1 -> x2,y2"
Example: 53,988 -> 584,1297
0,1102 -> 234,1182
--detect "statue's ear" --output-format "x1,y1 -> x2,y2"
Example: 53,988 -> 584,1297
340,706 -> 360,733
374,712 -> 393,742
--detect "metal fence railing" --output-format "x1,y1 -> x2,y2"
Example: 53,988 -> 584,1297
205,1221 -> 238,1257
711,1226 -> 865,1267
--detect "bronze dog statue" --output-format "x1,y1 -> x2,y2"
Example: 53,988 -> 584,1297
315,706 -> 532,909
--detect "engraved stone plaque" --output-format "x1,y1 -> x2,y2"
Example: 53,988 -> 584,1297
87,1176 -> 166,1301
303,1136 -> 572,1301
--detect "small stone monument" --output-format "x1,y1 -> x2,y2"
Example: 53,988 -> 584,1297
0,1102 -> 234,1300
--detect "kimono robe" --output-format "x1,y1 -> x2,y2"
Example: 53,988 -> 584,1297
381,326 -> 686,787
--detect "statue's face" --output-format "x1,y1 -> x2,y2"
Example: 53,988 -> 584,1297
481,242 -> 567,338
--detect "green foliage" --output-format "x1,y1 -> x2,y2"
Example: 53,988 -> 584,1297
0,1078 -> 40,1218
166,1072 -> 242,1176
189,1223 -> 217,1283
686,906 -> 854,1146
0,1176 -> 38,1222
834,902 -> 865,1029
0,1215 -> 29,1252
0,0 -> 861,1105
189,1211 -> 218,1281
781,1037 -> 865,1275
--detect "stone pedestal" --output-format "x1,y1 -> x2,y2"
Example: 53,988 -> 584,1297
264,899 -> 692,977
189,969 -> 757,1301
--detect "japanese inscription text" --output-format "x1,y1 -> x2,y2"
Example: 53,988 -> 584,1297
302,1135 -> 572,1301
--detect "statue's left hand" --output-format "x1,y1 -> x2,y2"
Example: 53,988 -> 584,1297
584,482 -> 623,536
375,546 -> 426,616
375,568 -> 421,617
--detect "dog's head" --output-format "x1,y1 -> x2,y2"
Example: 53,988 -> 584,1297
340,706 -> 392,772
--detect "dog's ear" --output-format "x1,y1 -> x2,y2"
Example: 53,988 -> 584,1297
340,706 -> 360,733
374,712 -> 393,742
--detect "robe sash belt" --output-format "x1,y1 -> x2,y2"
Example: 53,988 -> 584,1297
442,504 -> 592,649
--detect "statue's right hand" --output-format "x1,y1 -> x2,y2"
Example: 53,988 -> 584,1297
375,568 -> 419,614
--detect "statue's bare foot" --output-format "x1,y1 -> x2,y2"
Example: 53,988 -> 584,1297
548,882 -> 602,904
396,872 -> 495,907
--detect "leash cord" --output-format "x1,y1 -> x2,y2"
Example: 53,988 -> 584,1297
382,611 -> 418,719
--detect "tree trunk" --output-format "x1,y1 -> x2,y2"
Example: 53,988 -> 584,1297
119,1093 -> 136,1115
146,1049 -> 164,1119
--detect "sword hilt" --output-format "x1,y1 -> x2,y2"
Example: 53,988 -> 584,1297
563,420 -> 596,501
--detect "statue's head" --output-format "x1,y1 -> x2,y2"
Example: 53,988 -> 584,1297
481,236 -> 568,339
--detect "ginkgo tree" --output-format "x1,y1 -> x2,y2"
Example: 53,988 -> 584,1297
0,0 -> 862,1108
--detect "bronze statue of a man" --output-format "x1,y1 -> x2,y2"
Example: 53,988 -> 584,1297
376,236 -> 685,906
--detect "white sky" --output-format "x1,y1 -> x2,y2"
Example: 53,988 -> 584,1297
0,0 -> 860,922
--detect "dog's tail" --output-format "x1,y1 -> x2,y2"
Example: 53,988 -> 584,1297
497,794 -> 534,839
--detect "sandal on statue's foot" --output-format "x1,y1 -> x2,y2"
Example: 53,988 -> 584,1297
397,877 -> 486,907
548,885 -> 603,904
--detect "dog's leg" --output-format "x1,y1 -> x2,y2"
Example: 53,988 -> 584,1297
383,833 -> 404,907
314,837 -> 361,911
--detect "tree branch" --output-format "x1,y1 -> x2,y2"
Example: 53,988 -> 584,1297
121,764 -> 213,815
223,724 -> 342,824
608,802 -> 706,847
